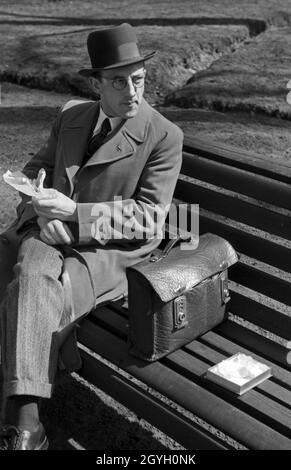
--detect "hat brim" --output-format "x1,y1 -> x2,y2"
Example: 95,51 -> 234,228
78,51 -> 156,77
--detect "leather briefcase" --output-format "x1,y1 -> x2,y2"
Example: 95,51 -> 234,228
126,233 -> 238,362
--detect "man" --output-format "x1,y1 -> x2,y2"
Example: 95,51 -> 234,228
0,23 -> 183,450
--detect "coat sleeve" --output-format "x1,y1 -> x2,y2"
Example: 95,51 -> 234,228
15,108 -> 63,232
74,124 -> 184,246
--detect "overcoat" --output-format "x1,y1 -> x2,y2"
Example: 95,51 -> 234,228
0,98 -> 183,370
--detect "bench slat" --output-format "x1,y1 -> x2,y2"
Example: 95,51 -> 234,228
78,348 -> 230,450
170,203 -> 291,274
229,263 -> 291,307
167,223 -> 291,310
175,179 -> 291,241
229,291 -> 291,345
162,350 -> 291,435
90,305 -> 128,339
198,211 -> 291,273
182,152 -> 291,211
88,308 -> 291,432
77,318 -> 291,449
183,135 -> 291,184
216,321 -> 291,367
200,329 -> 291,387
183,341 -> 291,407
92,302 -> 291,377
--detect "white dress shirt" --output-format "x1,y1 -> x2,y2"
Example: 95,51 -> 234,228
92,106 -> 123,136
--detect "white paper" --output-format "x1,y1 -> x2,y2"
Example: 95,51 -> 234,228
3,168 -> 46,197
209,353 -> 270,386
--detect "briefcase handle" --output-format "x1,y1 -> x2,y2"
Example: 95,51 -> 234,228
149,233 -> 193,263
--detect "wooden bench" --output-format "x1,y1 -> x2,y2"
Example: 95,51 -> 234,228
76,134 -> 291,450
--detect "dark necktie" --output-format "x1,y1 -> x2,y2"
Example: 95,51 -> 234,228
84,118 -> 111,165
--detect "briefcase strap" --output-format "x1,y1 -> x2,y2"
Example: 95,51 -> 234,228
149,234 -> 192,263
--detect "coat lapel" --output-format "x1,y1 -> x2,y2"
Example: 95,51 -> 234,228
84,98 -> 151,168
61,101 -> 100,193
61,99 -> 152,194
83,121 -> 134,167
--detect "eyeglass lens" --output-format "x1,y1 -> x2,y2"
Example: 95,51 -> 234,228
112,74 -> 145,90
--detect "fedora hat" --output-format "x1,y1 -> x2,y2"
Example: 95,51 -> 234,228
79,23 -> 155,77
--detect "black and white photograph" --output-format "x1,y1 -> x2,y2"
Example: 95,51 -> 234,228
0,0 -> 290,454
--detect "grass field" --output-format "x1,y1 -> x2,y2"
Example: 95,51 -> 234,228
1,0 -> 291,157
0,22 -> 249,103
166,26 -> 291,118
1,0 -> 291,21
1,0 -> 291,108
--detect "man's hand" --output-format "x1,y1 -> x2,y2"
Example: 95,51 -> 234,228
32,189 -> 77,221
37,216 -> 75,246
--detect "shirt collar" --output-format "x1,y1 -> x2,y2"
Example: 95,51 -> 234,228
93,105 -> 123,134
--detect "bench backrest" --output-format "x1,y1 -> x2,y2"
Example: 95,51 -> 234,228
173,135 -> 291,369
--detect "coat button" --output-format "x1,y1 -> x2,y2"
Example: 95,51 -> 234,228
0,237 -> 9,245
60,177 -> 66,184
116,145 -> 122,152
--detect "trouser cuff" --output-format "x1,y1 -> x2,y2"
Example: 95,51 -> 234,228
4,379 -> 53,399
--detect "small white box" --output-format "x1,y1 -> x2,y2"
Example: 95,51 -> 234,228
206,352 -> 272,395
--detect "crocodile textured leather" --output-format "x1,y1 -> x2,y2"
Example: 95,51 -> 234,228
126,233 -> 238,361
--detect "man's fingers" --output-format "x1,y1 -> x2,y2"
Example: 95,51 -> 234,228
37,216 -> 50,229
35,168 -> 46,191
45,222 -> 64,245
32,189 -> 58,202
40,219 -> 74,245
33,199 -> 55,210
32,195 -> 56,204
53,220 -> 74,245
31,190 -> 76,222
60,222 -> 75,244
34,206 -> 50,219
41,222 -> 62,245
40,227 -> 57,245
11,176 -> 29,185
33,202 -> 57,220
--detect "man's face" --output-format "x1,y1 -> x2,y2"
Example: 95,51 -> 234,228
91,62 -> 146,119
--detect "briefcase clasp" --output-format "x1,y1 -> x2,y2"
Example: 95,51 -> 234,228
173,295 -> 188,330
220,274 -> 231,304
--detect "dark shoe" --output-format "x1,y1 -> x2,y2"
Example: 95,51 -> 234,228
0,422 -> 48,450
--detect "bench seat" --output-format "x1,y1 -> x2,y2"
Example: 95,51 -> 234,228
76,134 -> 291,450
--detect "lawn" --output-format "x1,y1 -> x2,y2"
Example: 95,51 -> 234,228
1,1 -> 291,159
1,0 -> 291,209
166,26 -> 291,119
0,22 -> 249,103
1,0 -> 291,107
162,107 -> 291,161
1,0 -> 291,21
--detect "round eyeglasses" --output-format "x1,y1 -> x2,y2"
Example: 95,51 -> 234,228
103,72 -> 146,91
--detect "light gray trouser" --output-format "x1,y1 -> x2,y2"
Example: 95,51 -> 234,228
0,232 -> 92,400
